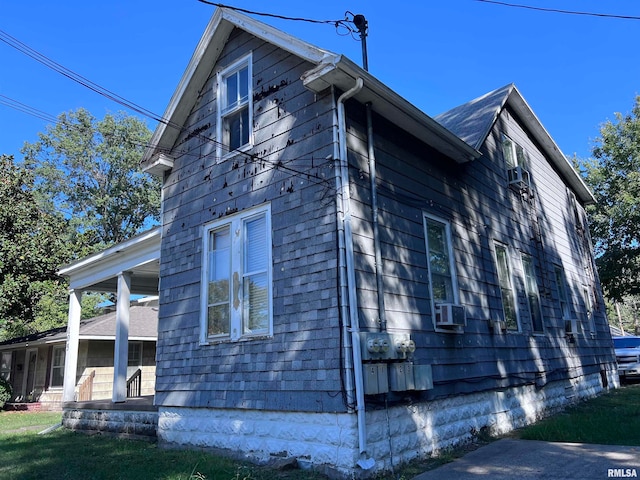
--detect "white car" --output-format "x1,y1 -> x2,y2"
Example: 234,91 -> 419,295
613,336 -> 640,381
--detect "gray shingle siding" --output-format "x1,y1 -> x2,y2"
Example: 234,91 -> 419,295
156,29 -> 344,412
344,100 -> 614,400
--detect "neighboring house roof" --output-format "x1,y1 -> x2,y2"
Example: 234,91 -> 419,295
141,7 -> 481,172
0,306 -> 158,350
434,84 -> 595,205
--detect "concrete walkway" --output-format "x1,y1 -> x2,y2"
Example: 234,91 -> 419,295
413,439 -> 639,480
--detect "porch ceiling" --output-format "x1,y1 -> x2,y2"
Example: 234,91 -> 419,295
58,228 -> 160,296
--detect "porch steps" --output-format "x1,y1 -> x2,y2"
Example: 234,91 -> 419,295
62,399 -> 158,441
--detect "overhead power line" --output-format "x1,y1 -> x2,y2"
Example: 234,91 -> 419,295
475,0 -> 640,20
197,1 -> 349,26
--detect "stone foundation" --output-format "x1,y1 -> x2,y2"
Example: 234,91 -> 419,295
63,405 -> 158,441
157,370 -> 617,478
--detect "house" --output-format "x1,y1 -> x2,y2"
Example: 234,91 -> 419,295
0,301 -> 157,411
132,7 -> 616,477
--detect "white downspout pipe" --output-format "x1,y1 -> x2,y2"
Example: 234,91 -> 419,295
336,78 -> 373,467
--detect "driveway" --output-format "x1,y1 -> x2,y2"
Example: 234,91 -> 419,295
413,439 -> 639,480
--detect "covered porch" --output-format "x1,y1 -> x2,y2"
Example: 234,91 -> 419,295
58,228 -> 160,406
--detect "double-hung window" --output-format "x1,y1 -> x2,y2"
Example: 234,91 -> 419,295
217,53 -> 252,157
423,215 -> 459,306
201,204 -> 272,342
522,254 -> 544,333
128,342 -> 142,367
494,243 -> 519,330
502,134 -> 527,169
50,345 -> 65,388
554,266 -> 571,321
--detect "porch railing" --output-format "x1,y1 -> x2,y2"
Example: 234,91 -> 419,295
126,368 -> 142,398
77,370 -> 95,402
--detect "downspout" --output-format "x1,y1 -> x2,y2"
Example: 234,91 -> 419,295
336,77 -> 373,466
365,102 -> 387,331
333,88 -> 356,411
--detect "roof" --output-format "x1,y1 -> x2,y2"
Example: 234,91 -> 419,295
141,7 -> 481,170
435,84 -> 595,205
58,227 -> 160,294
0,305 -> 158,349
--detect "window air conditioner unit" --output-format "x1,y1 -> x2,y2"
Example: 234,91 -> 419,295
508,166 -> 531,190
565,318 -> 579,336
435,304 -> 466,327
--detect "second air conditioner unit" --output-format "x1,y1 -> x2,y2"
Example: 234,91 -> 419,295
435,304 -> 466,327
508,166 -> 531,190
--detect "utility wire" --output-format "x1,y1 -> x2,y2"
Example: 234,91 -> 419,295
475,0 -> 640,20
0,88 -> 331,186
196,1 -> 354,27
0,28 -> 333,185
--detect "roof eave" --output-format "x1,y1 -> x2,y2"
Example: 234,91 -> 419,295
302,56 -> 481,164
507,88 -> 595,205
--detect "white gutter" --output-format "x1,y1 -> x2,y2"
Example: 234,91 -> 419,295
336,77 -> 374,468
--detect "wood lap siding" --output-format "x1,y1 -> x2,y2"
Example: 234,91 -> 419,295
156,29 -> 343,412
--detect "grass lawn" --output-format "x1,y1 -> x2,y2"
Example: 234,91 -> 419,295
516,383 -> 640,445
0,411 -> 327,480
2,385 -> 638,480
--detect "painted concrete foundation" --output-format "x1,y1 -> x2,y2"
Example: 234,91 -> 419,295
157,370 -> 618,478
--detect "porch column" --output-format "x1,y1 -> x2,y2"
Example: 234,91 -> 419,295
62,289 -> 82,402
112,272 -> 131,403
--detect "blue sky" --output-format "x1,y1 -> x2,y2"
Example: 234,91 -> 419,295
1,1 -> 639,161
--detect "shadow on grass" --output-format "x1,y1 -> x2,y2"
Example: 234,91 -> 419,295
515,384 -> 640,446
0,429 -> 314,480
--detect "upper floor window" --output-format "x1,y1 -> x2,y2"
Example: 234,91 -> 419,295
522,254 -> 544,333
502,134 -> 531,190
554,266 -> 571,320
201,204 -> 272,343
582,286 -> 596,336
217,53 -> 252,157
50,345 -> 65,388
494,243 -> 519,331
423,215 -> 458,306
502,134 -> 527,169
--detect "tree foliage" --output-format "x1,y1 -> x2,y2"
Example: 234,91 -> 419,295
22,108 -> 160,250
0,155 -> 74,339
582,96 -> 640,301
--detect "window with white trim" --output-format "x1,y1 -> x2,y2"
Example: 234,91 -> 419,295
50,345 -> 65,388
501,134 -> 527,169
554,266 -> 571,320
582,286 -> 596,335
201,204 -> 272,342
522,254 -> 544,333
494,243 -> 519,330
423,215 -> 459,305
1,352 -> 11,381
217,53 -> 252,157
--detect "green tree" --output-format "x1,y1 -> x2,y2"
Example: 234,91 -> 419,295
582,96 -> 640,301
22,108 -> 160,250
0,155 -> 75,339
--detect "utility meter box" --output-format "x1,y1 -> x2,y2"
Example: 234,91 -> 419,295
363,363 -> 389,395
360,332 -> 416,361
389,363 -> 433,392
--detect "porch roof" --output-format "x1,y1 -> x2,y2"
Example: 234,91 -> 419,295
57,228 -> 161,296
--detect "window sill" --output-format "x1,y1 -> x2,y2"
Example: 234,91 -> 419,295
218,143 -> 253,163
